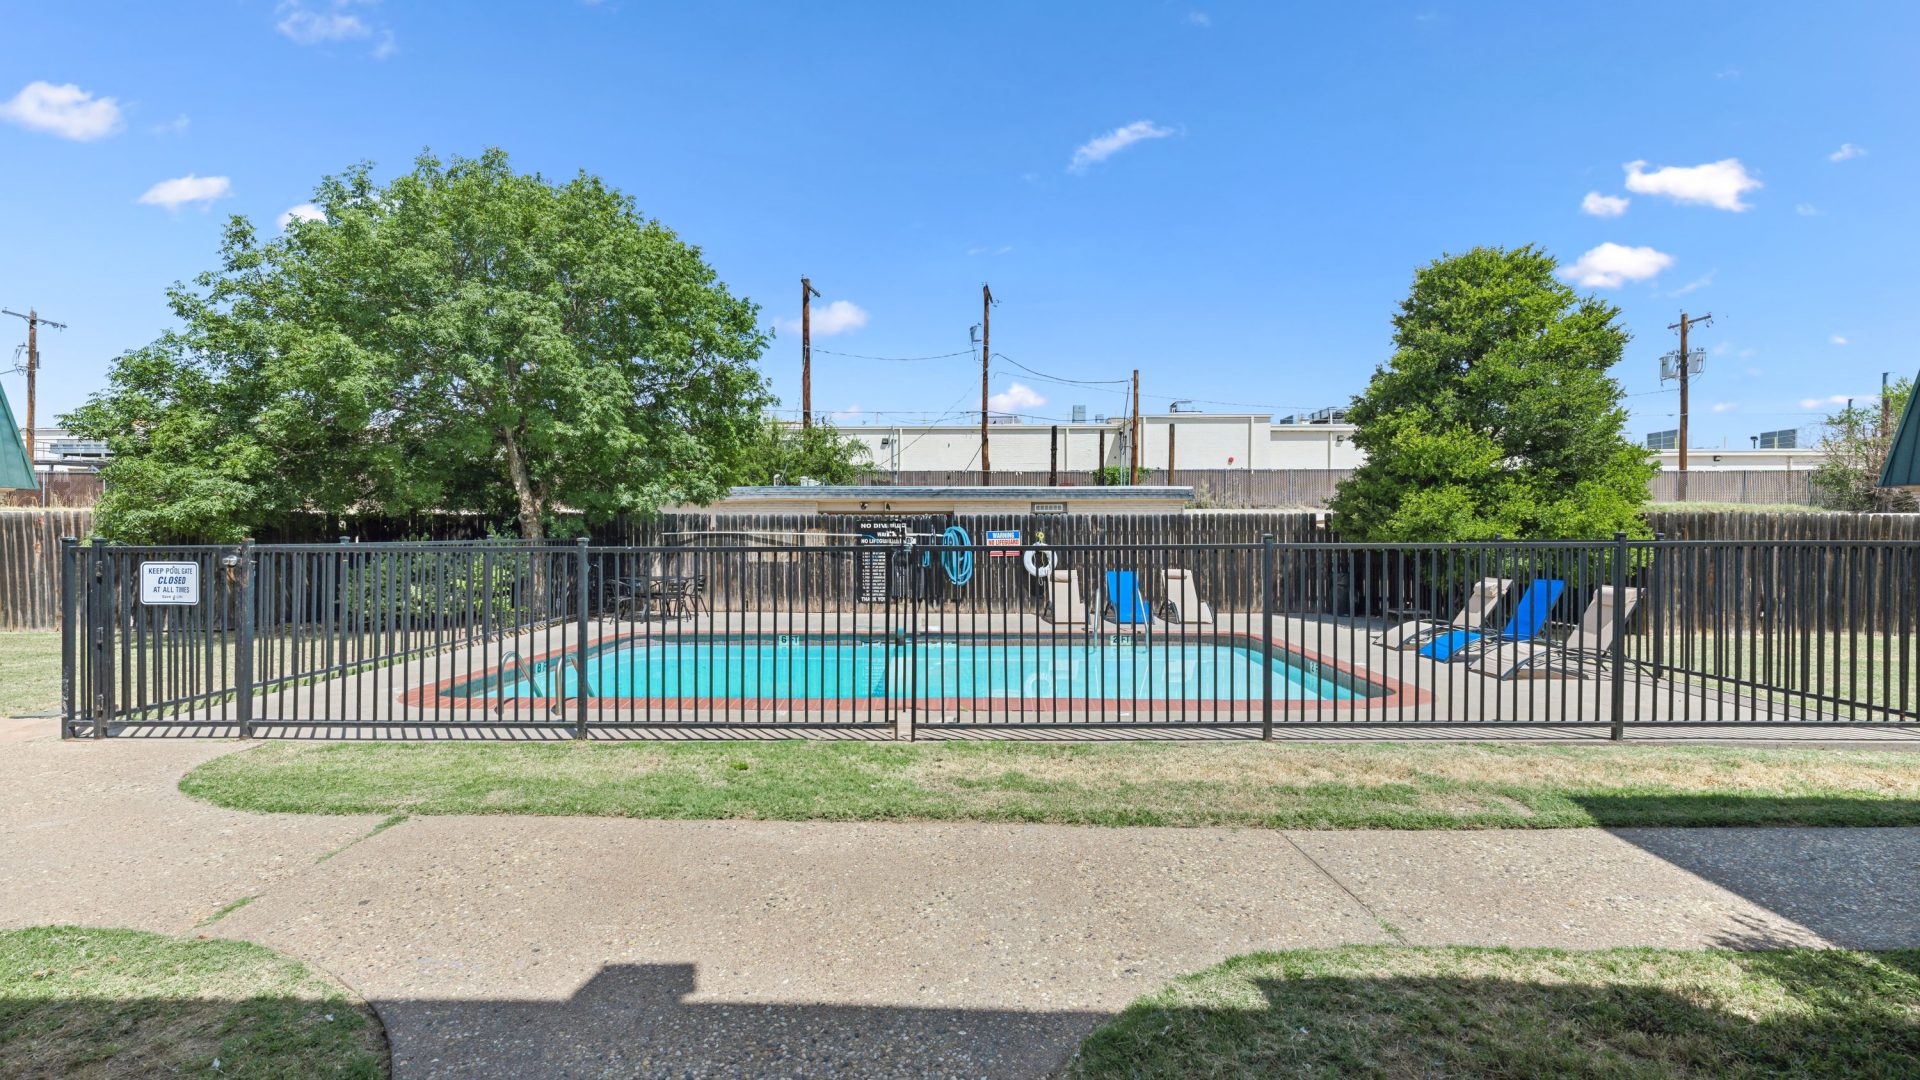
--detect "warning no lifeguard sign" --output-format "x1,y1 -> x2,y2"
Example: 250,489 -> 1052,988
985,529 -> 1022,558
139,561 -> 200,605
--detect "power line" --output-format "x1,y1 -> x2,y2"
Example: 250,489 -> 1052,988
991,352 -> 1129,386
812,347 -> 975,362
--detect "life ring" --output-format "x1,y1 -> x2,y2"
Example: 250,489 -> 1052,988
1022,542 -> 1056,578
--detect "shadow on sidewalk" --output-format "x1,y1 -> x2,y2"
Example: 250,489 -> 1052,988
377,962 -> 1106,1078
1572,794 -> 1920,950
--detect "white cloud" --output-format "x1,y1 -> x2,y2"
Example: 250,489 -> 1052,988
1559,243 -> 1674,288
137,174 -> 232,210
276,1 -> 396,57
1670,269 -> 1716,296
1185,11 -> 1211,27
1829,334 -> 1848,346
775,299 -> 868,338
1744,366 -> 1763,377
1711,403 -> 1736,413
1802,394 -> 1864,409
150,113 -> 190,136
1795,203 -> 1820,216
1829,142 -> 1866,162
830,404 -> 863,423
811,300 -> 868,336
1623,158 -> 1762,211
1580,191 -> 1629,217
276,3 -> 371,44
967,244 -> 1014,256
1715,68 -> 1740,79
988,382 -> 1047,415
0,81 -> 123,141
1069,120 -> 1174,172
277,202 -> 325,229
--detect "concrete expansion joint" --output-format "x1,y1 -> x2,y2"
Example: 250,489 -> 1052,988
1279,831 -> 1405,943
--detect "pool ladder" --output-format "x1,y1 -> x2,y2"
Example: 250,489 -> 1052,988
490,648 -> 593,717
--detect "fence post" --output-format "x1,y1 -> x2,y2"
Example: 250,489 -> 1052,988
59,537 -> 76,740
575,537 -> 590,740
235,540 -> 257,739
1262,532 -> 1275,741
89,536 -> 110,739
1610,531 -> 1627,742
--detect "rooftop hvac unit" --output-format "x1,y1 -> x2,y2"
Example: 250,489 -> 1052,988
1071,404 -> 1087,422
1646,429 -> 1678,450
1756,428 -> 1797,450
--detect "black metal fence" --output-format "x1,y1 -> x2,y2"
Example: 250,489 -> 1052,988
60,533 -> 1920,739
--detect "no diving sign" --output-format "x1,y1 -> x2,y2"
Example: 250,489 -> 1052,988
140,561 -> 201,605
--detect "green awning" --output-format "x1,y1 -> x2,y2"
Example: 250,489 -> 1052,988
0,384 -> 37,490
1882,371 -> 1920,490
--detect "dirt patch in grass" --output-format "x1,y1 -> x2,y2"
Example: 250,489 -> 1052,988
0,926 -> 387,1079
1063,945 -> 1920,1079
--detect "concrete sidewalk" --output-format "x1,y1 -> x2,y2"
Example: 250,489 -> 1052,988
5,724 -> 1920,1078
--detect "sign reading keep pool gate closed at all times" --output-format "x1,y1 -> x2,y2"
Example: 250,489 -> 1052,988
140,561 -> 201,605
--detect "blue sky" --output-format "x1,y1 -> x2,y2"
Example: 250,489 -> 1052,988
2,1 -> 1915,449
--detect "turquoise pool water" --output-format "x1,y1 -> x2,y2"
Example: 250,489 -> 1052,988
461,636 -> 1365,702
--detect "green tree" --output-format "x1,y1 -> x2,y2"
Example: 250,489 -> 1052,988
1809,378 -> 1916,512
64,149 -> 771,542
1329,246 -> 1656,541
725,419 -> 872,486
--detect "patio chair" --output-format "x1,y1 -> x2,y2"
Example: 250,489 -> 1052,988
1158,568 -> 1212,625
1043,569 -> 1088,625
600,554 -> 669,621
1102,570 -> 1154,626
1376,577 -> 1512,649
1469,586 -> 1644,680
1416,577 -> 1565,661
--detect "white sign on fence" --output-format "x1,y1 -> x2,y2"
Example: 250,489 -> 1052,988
139,561 -> 200,605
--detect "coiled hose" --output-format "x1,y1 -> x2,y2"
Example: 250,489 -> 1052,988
939,525 -> 974,586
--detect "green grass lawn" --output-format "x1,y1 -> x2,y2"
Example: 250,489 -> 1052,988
1623,631 -> 1920,715
0,632 -> 61,718
180,742 -> 1920,829
0,926 -> 386,1079
1064,945 -> 1920,1079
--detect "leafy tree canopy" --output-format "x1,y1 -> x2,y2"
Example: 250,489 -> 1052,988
1329,245 -> 1656,541
1810,377 -> 1916,512
725,419 -> 872,486
65,148 -> 773,542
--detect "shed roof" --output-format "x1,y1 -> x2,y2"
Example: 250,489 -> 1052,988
0,386 -> 37,490
1880,373 -> 1920,490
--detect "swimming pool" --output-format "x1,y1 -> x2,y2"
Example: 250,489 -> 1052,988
451,635 -> 1372,703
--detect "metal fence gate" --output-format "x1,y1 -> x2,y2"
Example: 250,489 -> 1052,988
61,534 -> 1920,739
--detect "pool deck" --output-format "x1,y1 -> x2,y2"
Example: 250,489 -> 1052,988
80,610 -> 1920,741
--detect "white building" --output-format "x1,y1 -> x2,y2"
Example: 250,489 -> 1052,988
848,414 -> 1823,478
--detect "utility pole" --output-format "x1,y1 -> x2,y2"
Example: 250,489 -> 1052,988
1130,369 -> 1141,484
3,308 -> 66,473
1167,421 -> 1176,485
1884,372 -> 1894,440
800,277 -> 821,430
1667,311 -> 1711,502
980,283 -> 994,486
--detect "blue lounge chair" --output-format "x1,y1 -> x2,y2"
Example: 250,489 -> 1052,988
1103,570 -> 1153,625
1417,578 -> 1565,661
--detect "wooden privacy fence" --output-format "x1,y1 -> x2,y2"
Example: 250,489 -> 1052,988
0,510 -> 94,629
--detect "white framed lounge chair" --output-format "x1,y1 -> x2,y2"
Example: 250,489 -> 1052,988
1158,568 -> 1213,625
1469,585 -> 1644,680
1376,577 -> 1512,649
1043,569 -> 1088,625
